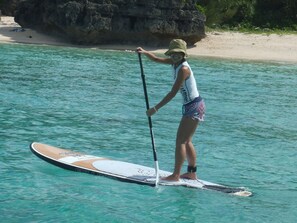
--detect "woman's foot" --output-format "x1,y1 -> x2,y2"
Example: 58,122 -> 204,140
180,172 -> 197,180
161,174 -> 180,182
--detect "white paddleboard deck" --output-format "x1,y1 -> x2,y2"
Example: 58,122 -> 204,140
30,142 -> 252,197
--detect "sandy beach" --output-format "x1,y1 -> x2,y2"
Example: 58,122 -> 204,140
0,16 -> 69,46
1,16 -> 297,63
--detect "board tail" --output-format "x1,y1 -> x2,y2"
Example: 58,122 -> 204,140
203,185 -> 252,197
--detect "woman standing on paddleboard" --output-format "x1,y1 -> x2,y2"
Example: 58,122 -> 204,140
137,39 -> 205,181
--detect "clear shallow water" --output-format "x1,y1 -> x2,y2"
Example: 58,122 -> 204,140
1,43 -> 296,223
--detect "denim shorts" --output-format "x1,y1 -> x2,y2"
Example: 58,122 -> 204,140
182,96 -> 205,121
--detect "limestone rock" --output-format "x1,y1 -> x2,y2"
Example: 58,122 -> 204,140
0,0 -> 22,16
15,0 -> 206,46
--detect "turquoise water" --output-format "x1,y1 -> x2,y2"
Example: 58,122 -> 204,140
1,43 -> 296,223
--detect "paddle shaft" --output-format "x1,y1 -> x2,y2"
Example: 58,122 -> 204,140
138,53 -> 159,184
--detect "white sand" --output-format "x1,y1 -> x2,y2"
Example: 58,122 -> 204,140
0,16 -> 68,46
1,16 -> 297,63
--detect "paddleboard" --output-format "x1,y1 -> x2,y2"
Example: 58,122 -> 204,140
30,142 -> 252,197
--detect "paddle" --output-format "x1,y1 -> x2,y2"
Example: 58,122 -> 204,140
137,52 -> 160,186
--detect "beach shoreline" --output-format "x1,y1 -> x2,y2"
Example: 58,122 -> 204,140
1,16 -> 297,63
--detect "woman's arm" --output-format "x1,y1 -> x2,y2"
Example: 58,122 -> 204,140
136,47 -> 172,64
147,66 -> 190,116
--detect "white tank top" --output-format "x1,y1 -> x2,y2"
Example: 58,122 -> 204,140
173,61 -> 199,104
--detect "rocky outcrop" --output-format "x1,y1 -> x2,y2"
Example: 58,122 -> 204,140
0,0 -> 22,16
15,0 -> 206,46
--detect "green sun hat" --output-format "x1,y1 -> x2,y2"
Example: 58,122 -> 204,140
164,39 -> 188,57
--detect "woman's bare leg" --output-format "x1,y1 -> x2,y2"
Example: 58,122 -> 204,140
162,116 -> 198,181
180,141 -> 198,179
